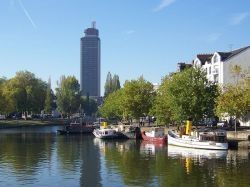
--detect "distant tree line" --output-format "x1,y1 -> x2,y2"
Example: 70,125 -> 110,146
0,71 -> 47,118
0,71 -> 98,118
1,66 -> 248,126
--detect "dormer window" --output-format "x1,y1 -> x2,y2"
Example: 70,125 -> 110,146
214,54 -> 219,63
194,59 -> 201,67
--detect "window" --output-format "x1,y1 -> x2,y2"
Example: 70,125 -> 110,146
214,68 -> 218,74
214,75 -> 219,83
214,55 -> 218,63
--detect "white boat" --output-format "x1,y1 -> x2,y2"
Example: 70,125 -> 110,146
93,128 -> 127,139
168,129 -> 228,150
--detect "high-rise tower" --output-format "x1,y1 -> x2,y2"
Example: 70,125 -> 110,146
80,22 -> 100,97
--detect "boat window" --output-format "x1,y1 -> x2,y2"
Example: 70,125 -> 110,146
105,131 -> 108,135
200,135 -> 215,141
216,136 -> 226,143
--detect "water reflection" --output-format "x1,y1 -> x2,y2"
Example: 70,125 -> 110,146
94,139 -> 250,187
94,139 -> 156,186
80,135 -> 101,187
0,128 -> 250,187
140,141 -> 168,156
168,145 -> 228,159
0,133 -> 55,185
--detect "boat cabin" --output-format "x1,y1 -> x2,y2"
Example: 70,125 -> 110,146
146,127 -> 165,138
198,130 -> 227,143
100,129 -> 117,136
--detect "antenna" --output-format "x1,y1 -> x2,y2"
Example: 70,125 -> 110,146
92,21 -> 96,29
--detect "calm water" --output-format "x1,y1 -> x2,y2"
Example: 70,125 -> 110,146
0,126 -> 250,187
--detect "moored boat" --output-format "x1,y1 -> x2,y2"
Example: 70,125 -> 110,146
93,128 -> 127,139
57,122 -> 95,134
168,129 -> 228,150
141,127 -> 167,144
121,126 -> 142,139
92,121 -> 128,139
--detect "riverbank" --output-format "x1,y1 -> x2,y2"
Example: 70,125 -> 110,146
0,119 -> 68,129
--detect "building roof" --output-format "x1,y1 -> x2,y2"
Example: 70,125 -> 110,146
196,46 -> 250,65
217,46 -> 250,61
196,54 -> 213,65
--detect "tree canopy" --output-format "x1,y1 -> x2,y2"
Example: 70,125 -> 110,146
122,77 -> 155,120
152,68 -> 219,124
215,66 -> 250,121
1,71 -> 47,115
100,77 -> 155,121
0,77 -> 7,114
150,76 -> 172,125
44,77 -> 54,114
104,72 -> 121,97
99,89 -> 124,120
56,75 -> 81,116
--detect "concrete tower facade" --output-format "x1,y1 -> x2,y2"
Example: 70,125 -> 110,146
80,22 -> 100,97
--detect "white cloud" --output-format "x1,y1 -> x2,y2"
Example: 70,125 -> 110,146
230,12 -> 249,25
18,0 -> 37,29
153,0 -> 176,12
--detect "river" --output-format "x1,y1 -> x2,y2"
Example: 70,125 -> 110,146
0,126 -> 249,187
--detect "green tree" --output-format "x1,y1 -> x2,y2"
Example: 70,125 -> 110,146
99,89 -> 124,120
122,77 -> 155,120
2,71 -> 47,116
44,77 -> 54,114
231,64 -> 242,85
0,77 -> 7,114
112,74 -> 121,91
104,72 -> 121,97
104,72 -> 112,97
215,84 -> 249,122
215,68 -> 250,131
153,68 -> 219,124
56,75 -> 80,116
0,77 -> 6,85
150,76 -> 172,125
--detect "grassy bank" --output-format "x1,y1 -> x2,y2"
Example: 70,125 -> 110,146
0,119 -> 68,129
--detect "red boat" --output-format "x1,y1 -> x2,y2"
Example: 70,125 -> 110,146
141,127 -> 167,144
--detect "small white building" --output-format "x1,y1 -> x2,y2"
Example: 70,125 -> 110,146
193,46 -> 250,85
193,46 -> 250,126
153,83 -> 160,91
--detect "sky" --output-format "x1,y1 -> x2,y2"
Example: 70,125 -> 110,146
0,0 -> 250,95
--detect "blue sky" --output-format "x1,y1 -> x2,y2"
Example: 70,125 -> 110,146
0,0 -> 249,95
